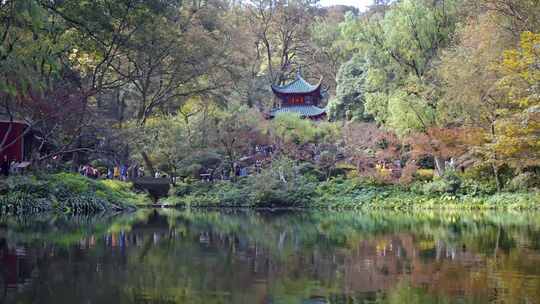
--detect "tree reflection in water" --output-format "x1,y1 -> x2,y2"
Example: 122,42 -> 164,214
1,210 -> 540,303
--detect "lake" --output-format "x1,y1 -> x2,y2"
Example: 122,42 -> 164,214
1,209 -> 540,303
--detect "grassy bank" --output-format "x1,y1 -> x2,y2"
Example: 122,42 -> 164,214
160,176 -> 540,210
2,172 -> 537,213
0,173 -> 149,214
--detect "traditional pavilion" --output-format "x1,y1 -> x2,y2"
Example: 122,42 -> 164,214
269,70 -> 327,120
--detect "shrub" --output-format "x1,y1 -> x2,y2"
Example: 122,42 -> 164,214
459,178 -> 497,196
5,175 -> 49,198
461,165 -> 496,182
216,182 -> 251,206
421,171 -> 461,195
282,177 -> 317,206
359,175 -> 392,187
182,164 -> 203,179
49,173 -> 90,194
96,179 -> 147,205
462,164 -> 514,186
99,179 -> 131,192
297,162 -> 325,181
173,182 -> 194,196
415,169 -> 434,182
250,170 -> 312,207
1,173 -> 146,214
177,151 -> 223,178
506,172 -> 540,192
316,177 -> 361,196
409,181 -> 426,195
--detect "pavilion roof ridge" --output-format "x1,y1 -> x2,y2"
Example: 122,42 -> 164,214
271,71 -> 322,94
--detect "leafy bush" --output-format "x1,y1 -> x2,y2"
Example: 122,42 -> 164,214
462,164 -> 515,187
99,179 -> 133,193
414,169 -> 434,182
459,178 -> 497,196
421,172 -> 461,195
166,161 -> 319,208
461,165 -> 497,182
160,161 -> 539,210
215,181 -> 252,206
297,162 -> 325,181
5,175 -> 50,198
316,177 -> 361,196
0,173 -> 147,214
181,164 -> 203,179
506,172 -> 540,192
177,151 -> 223,178
96,179 -> 148,205
173,182 -> 195,196
422,179 -> 453,195
358,175 -> 392,187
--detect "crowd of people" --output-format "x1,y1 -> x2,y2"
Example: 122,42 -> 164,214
1,142 -> 273,182
201,147 -> 269,182
80,163 -> 145,181
0,156 -> 30,177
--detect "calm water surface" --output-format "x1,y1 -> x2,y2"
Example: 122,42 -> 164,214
1,209 -> 540,303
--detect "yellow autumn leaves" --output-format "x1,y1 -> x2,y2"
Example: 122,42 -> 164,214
495,32 -> 540,168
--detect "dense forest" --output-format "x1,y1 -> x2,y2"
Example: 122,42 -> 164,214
0,0 -> 539,209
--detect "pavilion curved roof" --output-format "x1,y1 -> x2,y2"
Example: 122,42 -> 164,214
270,105 -> 326,118
271,72 -> 322,94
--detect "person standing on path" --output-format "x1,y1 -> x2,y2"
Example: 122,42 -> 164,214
113,165 -> 120,180
120,164 -> 128,181
138,166 -> 145,177
1,155 -> 10,177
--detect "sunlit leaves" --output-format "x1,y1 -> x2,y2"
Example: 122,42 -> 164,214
494,32 -> 540,168
338,0 -> 459,135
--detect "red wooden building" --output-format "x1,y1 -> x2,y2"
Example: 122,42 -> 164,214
269,70 -> 327,120
0,120 -> 31,162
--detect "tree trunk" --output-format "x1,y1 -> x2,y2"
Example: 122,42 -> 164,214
71,136 -> 83,172
494,224 -> 501,257
170,165 -> 177,185
434,156 -> 446,177
492,163 -> 502,192
490,121 -> 501,192
141,151 -> 155,178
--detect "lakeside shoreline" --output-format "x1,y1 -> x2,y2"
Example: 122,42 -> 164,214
1,173 -> 538,214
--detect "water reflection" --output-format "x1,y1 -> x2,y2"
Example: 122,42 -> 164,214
1,210 -> 540,303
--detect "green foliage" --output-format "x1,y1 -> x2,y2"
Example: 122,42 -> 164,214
507,172 -> 540,192
180,164 -> 204,179
414,169 -> 434,182
1,0 -> 539,206
416,171 -> 495,197
338,0 -> 459,134
95,179 -> 148,206
421,172 -> 462,195
327,55 -> 369,121
49,173 -> 90,194
297,162 -> 325,181
173,182 -> 195,197
270,113 -> 318,145
458,178 -> 498,196
0,174 -> 147,214
163,168 -> 540,210
165,158 -> 319,208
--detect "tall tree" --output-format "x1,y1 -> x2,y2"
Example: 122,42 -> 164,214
338,0 -> 460,175
247,0 -> 319,85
